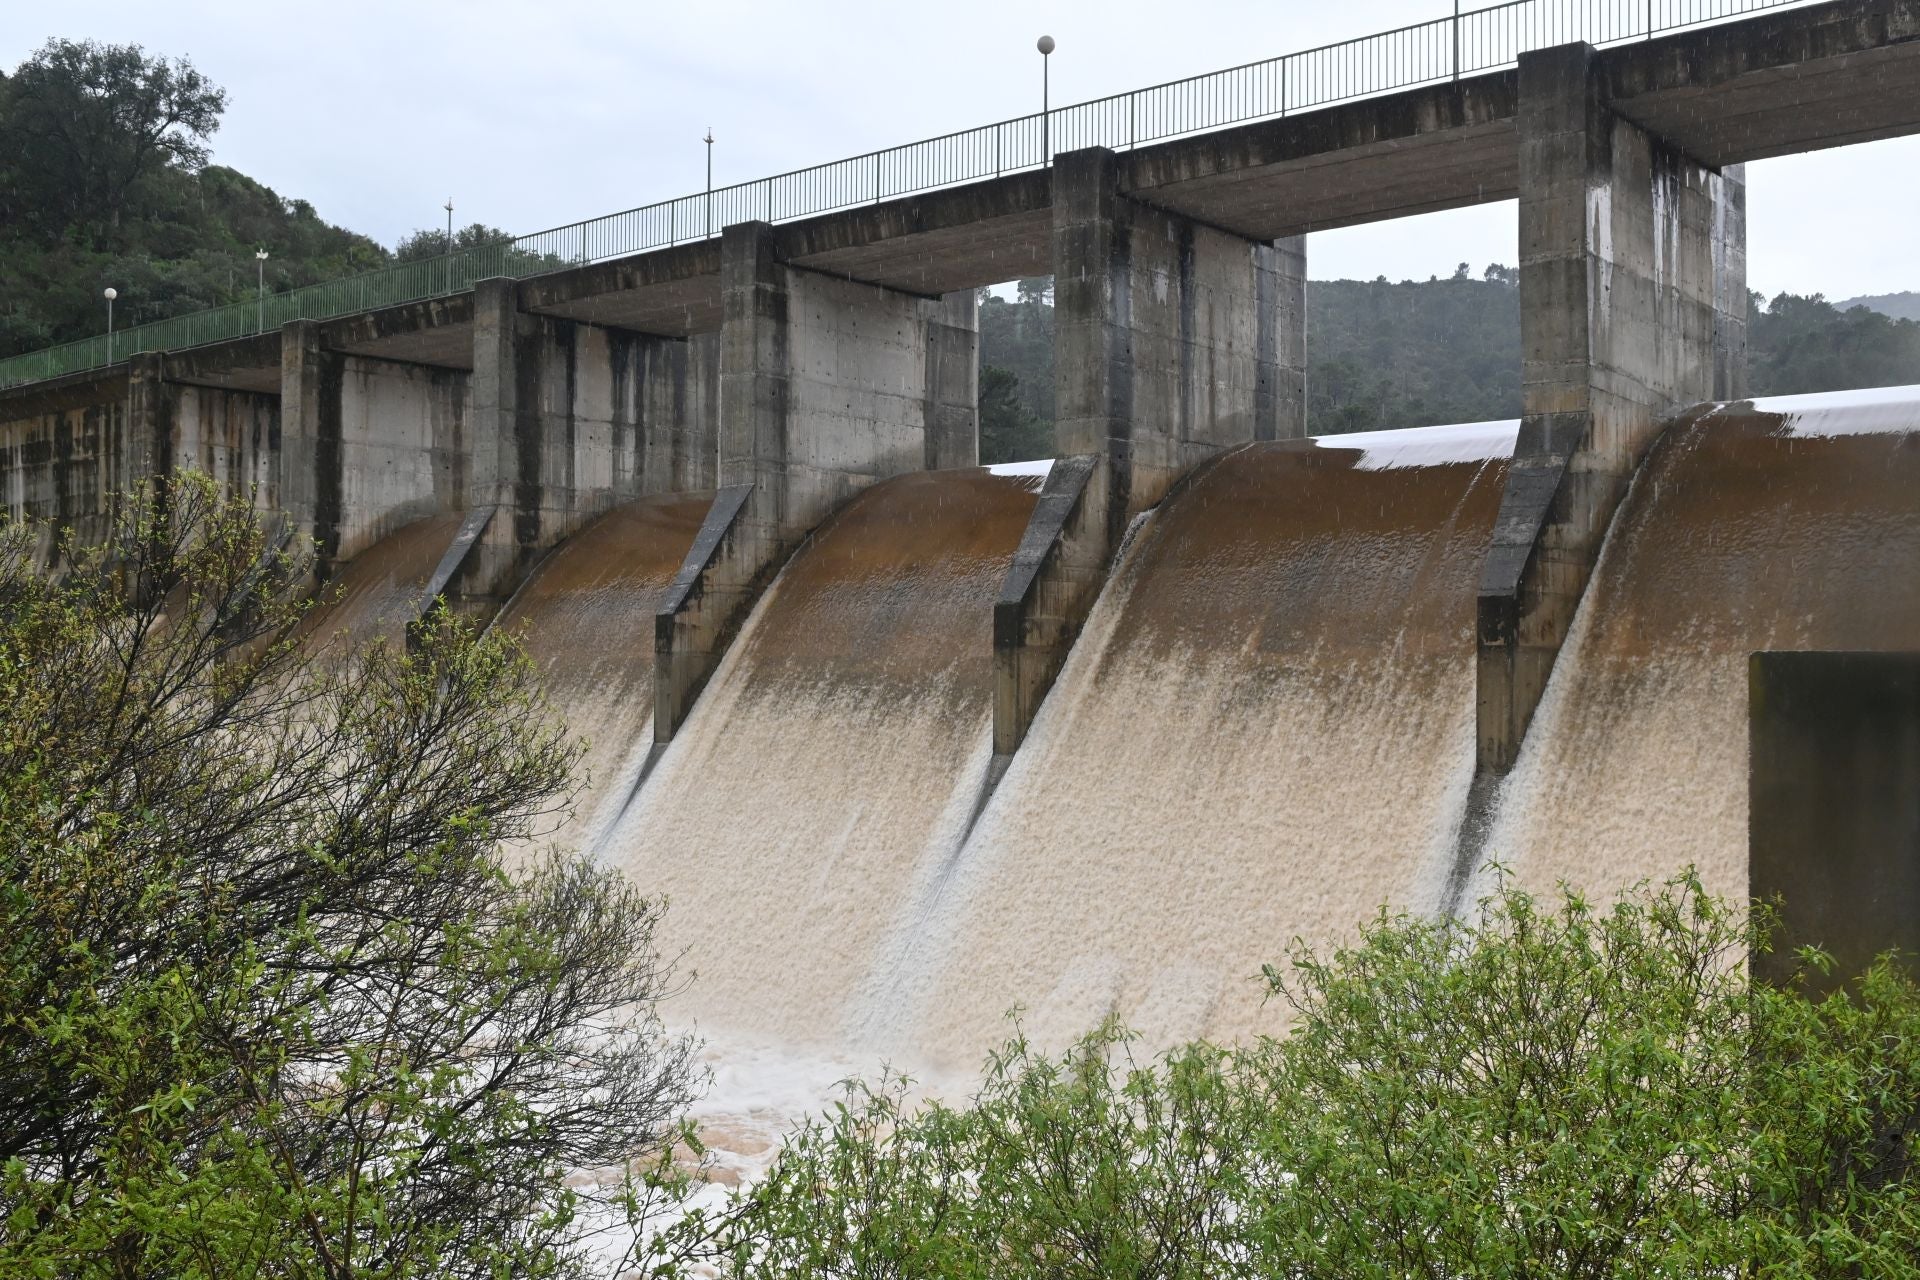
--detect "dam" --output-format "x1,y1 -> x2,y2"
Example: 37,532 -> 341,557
3,0 -> 1919,1120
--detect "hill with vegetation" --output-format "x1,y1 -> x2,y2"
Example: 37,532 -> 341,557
1836,291 -> 1920,322
0,39 -> 502,359
980,267 -> 1920,461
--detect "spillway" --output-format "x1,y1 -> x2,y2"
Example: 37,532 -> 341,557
887,423 -> 1518,1067
1473,388 -> 1920,906
295,512 -> 463,651
492,493 -> 713,854
603,465 -> 1045,1062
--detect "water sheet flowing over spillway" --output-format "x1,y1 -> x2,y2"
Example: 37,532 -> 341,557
603,466 -> 1046,1064
893,422 -> 1518,1068
1473,388 -> 1920,905
294,513 -> 464,652
492,493 -> 714,854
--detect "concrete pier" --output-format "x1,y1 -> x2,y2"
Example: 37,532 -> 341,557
459,278 -> 721,604
652,221 -> 981,742
1476,41 -> 1747,773
992,146 -> 1306,756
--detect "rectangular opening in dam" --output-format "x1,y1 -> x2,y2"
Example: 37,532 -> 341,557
977,277 -> 1056,466
1306,202 -> 1522,438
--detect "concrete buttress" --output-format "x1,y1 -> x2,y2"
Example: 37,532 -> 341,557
1476,41 -> 1747,774
992,145 -> 1306,756
652,221 -> 984,742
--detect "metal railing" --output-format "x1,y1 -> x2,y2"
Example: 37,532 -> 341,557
0,0 -> 1815,392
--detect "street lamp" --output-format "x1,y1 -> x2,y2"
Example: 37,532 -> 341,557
704,128 -> 715,238
104,287 -> 118,363
255,249 -> 269,333
444,198 -> 455,254
1037,35 -> 1056,166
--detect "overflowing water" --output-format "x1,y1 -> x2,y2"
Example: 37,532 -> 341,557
1469,390 -> 1920,906
299,393 -> 1917,1185
493,493 -> 713,855
294,512 -> 463,651
892,425 -> 1518,1067
603,466 -> 1044,1074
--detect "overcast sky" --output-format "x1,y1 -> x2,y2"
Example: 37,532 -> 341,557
6,0 -> 1916,302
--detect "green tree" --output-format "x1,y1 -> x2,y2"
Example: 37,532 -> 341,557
710,1024 -> 1240,1280
979,364 -> 1050,464
0,477 -> 697,1279
688,875 -> 1920,1277
393,222 -> 516,263
0,40 -> 226,243
1750,290 -> 1920,396
1246,875 -> 1920,1276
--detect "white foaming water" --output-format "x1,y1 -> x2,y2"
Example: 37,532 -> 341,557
1471,397 -> 1920,906
986,457 -> 1056,479
1312,419 -> 1521,470
1743,383 -> 1920,436
890,437 -> 1515,1068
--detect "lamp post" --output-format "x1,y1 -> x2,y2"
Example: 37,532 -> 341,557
704,128 -> 715,238
255,249 -> 269,333
1037,36 -> 1055,166
104,287 -> 118,363
444,198 -> 455,254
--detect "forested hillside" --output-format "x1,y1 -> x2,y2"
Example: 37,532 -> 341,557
979,267 -> 1920,462
0,39 -> 500,358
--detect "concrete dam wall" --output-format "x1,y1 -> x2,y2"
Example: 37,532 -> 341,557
247,391 -> 1918,1091
239,389 -> 1919,1101
5,12 -> 1920,1134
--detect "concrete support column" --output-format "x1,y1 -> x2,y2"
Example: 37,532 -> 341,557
654,220 -> 966,741
1476,42 -> 1747,773
992,147 -> 1305,757
474,278 -> 541,568
924,290 -> 980,470
123,352 -> 173,500
279,319 -> 342,573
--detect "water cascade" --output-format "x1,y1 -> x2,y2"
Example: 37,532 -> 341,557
1471,389 -> 1920,906
604,465 -> 1047,1067
294,512 -> 464,651
491,493 -> 714,854
894,424 -> 1518,1068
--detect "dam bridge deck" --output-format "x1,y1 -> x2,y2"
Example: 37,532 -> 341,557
3,0 -> 1917,396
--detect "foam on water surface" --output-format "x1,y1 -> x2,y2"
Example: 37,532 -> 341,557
1744,383 -> 1920,436
1310,418 -> 1521,470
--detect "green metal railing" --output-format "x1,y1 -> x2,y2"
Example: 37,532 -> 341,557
0,0 -> 1817,392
